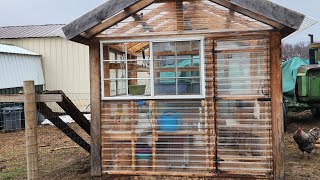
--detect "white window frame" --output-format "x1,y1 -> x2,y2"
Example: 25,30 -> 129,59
100,37 -> 205,100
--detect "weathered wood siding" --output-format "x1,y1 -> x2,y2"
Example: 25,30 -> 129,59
100,36 -> 273,178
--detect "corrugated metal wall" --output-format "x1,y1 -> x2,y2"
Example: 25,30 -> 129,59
0,53 -> 44,89
0,37 -> 90,111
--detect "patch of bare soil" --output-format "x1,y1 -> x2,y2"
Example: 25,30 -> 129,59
1,111 -> 320,179
285,110 -> 320,180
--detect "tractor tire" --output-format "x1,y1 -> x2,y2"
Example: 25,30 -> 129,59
311,108 -> 320,119
282,102 -> 288,132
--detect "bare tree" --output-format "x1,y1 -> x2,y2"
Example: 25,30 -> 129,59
282,42 -> 309,61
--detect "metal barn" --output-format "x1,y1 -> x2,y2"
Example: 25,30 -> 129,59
0,44 -> 44,92
0,25 -> 90,111
62,0 -> 304,179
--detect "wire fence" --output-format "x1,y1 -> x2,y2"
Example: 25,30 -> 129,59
0,93 -> 91,180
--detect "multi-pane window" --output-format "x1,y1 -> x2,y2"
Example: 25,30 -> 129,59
101,39 -> 204,99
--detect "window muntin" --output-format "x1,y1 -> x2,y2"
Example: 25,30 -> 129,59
101,39 -> 204,99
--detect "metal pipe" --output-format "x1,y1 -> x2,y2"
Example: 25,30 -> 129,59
309,34 -> 314,43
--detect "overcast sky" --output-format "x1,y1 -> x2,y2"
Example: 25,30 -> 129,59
0,0 -> 319,44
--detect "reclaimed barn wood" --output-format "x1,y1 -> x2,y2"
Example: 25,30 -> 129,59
62,0 -> 141,40
89,40 -> 102,176
62,0 -> 304,179
44,91 -> 91,135
37,102 -> 91,152
84,0 -> 156,38
24,81 -> 39,180
210,0 -> 304,35
270,31 -> 284,179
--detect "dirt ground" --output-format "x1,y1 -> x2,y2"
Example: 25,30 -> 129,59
284,110 -> 320,180
1,111 -> 320,180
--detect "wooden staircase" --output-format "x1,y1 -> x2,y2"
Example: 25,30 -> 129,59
37,91 -> 91,152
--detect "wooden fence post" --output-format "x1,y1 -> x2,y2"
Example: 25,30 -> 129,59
24,80 -> 39,180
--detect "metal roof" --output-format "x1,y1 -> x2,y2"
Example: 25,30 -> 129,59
0,24 -> 65,39
0,44 -> 40,56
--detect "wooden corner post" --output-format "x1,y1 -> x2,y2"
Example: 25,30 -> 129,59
270,31 -> 284,180
89,40 -> 102,176
24,80 -> 39,180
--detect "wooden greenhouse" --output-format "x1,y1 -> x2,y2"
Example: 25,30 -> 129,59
62,0 -> 304,179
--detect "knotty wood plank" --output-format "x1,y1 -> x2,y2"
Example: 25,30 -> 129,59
89,40 -> 102,176
176,0 -> 184,31
209,0 -> 304,34
270,31 -> 284,180
84,0 -> 156,38
37,102 -> 90,152
63,0 -> 141,40
45,91 -> 90,135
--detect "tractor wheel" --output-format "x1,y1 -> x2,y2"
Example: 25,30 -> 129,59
311,108 -> 320,118
282,102 -> 288,132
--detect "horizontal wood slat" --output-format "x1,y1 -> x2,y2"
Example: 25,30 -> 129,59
0,94 -> 62,102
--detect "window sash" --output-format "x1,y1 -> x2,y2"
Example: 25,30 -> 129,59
100,38 -> 205,100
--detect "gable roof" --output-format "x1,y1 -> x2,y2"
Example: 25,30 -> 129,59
63,0 -> 305,42
0,24 -> 65,39
0,44 -> 40,56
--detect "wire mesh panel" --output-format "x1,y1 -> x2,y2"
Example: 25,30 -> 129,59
0,93 -> 90,179
36,98 -> 91,179
101,100 -> 214,175
0,102 -> 26,180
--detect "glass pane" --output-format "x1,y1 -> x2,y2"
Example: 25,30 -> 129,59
153,42 -> 175,56
104,61 -> 127,79
128,80 -> 151,96
104,79 -> 127,97
177,78 -> 200,95
104,43 -> 126,61
153,40 -> 201,96
127,60 -> 150,78
154,78 -> 177,95
154,56 -> 176,84
176,41 -> 199,56
127,42 -> 150,59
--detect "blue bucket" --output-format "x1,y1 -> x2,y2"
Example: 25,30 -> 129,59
158,111 -> 182,131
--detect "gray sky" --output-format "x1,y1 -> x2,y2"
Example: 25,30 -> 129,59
0,0 -> 319,44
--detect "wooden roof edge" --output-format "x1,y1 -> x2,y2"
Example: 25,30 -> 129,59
62,0 -> 141,40
63,0 -> 305,43
211,0 -> 305,34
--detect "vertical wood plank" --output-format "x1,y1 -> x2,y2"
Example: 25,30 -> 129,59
205,37 -> 215,172
103,46 -> 110,97
176,0 -> 184,32
130,101 -> 136,171
89,40 -> 102,176
151,101 -> 157,171
24,80 -> 39,180
270,31 -> 284,180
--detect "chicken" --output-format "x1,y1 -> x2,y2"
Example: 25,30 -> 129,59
293,127 -> 319,158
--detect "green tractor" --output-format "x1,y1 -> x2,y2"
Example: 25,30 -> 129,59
282,35 -> 320,131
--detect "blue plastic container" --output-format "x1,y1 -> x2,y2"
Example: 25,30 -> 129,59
158,111 -> 182,131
